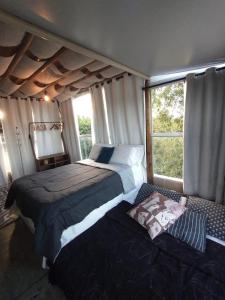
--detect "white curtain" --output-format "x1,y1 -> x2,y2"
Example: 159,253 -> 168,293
0,97 -> 35,179
184,68 -> 225,203
104,74 -> 144,145
60,99 -> 81,162
31,100 -> 64,157
90,86 -> 109,144
0,137 -> 8,185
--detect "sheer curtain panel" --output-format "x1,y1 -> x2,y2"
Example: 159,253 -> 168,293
0,97 -> 35,179
60,99 -> 81,162
90,86 -> 109,144
184,68 -> 225,203
0,138 -> 8,185
104,74 -> 144,145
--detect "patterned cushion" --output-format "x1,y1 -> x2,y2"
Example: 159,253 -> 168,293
128,192 -> 186,239
167,210 -> 207,252
187,196 -> 225,241
135,183 -> 183,204
0,185 -> 11,228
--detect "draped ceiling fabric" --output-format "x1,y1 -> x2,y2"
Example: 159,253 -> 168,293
104,74 -> 144,145
90,86 -> 109,144
184,68 -> 225,204
0,21 -> 125,102
60,99 -> 81,162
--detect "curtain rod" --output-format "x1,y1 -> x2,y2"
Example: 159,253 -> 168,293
143,64 -> 225,90
92,72 -> 132,89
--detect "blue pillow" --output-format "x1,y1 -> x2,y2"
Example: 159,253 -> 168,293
95,147 -> 115,164
167,210 -> 207,252
135,183 -> 183,204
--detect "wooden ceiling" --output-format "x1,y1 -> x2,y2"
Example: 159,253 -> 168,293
0,21 -> 124,101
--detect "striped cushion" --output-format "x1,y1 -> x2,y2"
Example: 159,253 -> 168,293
135,183 -> 182,204
167,210 -> 207,252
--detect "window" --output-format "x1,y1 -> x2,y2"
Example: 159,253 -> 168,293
72,93 -> 94,159
151,82 -> 184,179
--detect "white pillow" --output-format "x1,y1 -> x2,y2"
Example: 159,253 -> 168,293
110,144 -> 144,166
89,144 -> 115,160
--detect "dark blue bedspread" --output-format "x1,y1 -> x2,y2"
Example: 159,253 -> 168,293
49,201 -> 225,300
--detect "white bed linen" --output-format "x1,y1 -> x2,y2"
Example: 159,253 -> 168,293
20,160 -> 146,262
60,186 -> 141,253
206,235 -> 225,246
79,158 -> 146,193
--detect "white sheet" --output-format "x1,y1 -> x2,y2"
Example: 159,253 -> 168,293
21,160 -> 146,262
79,159 -> 146,193
206,235 -> 225,246
57,160 -> 146,260
59,186 -> 141,254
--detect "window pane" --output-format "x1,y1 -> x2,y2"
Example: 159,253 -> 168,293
73,93 -> 93,159
78,116 -> 92,159
153,136 -> 183,179
151,82 -> 184,133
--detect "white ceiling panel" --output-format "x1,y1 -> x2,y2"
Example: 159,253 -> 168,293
0,0 -> 225,77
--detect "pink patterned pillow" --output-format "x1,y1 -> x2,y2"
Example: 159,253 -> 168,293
128,192 -> 186,239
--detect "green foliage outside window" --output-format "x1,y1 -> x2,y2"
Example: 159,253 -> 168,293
78,116 -> 92,135
78,116 -> 92,159
151,82 -> 184,179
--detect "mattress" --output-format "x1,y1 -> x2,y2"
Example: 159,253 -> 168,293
20,160 -> 146,260
49,201 -> 225,300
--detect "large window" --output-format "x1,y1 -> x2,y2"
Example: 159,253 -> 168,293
151,82 -> 184,179
72,93 -> 93,159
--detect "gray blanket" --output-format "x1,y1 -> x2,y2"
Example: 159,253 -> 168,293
6,163 -> 123,261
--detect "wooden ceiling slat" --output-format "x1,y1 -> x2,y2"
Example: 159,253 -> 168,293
11,47 -> 67,96
0,45 -> 18,57
1,32 -> 34,79
25,49 -> 49,62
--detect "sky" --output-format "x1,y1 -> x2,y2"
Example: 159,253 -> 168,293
72,93 -> 93,118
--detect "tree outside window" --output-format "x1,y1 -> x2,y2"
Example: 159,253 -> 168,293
151,82 -> 184,179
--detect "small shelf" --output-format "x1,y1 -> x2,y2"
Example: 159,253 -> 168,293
36,153 -> 70,172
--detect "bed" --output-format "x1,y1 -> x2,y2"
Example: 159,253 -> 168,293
5,157 -> 145,262
49,200 -> 225,300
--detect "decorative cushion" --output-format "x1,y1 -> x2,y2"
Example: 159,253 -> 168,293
167,210 -> 207,252
110,144 -> 144,166
89,144 -> 115,160
187,196 -> 225,241
128,192 -> 186,239
95,147 -> 115,164
135,183 -> 183,204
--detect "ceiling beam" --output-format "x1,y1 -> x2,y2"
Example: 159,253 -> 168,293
1,32 -> 34,79
11,46 -> 67,95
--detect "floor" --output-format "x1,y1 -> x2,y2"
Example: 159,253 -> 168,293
0,219 -> 66,300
